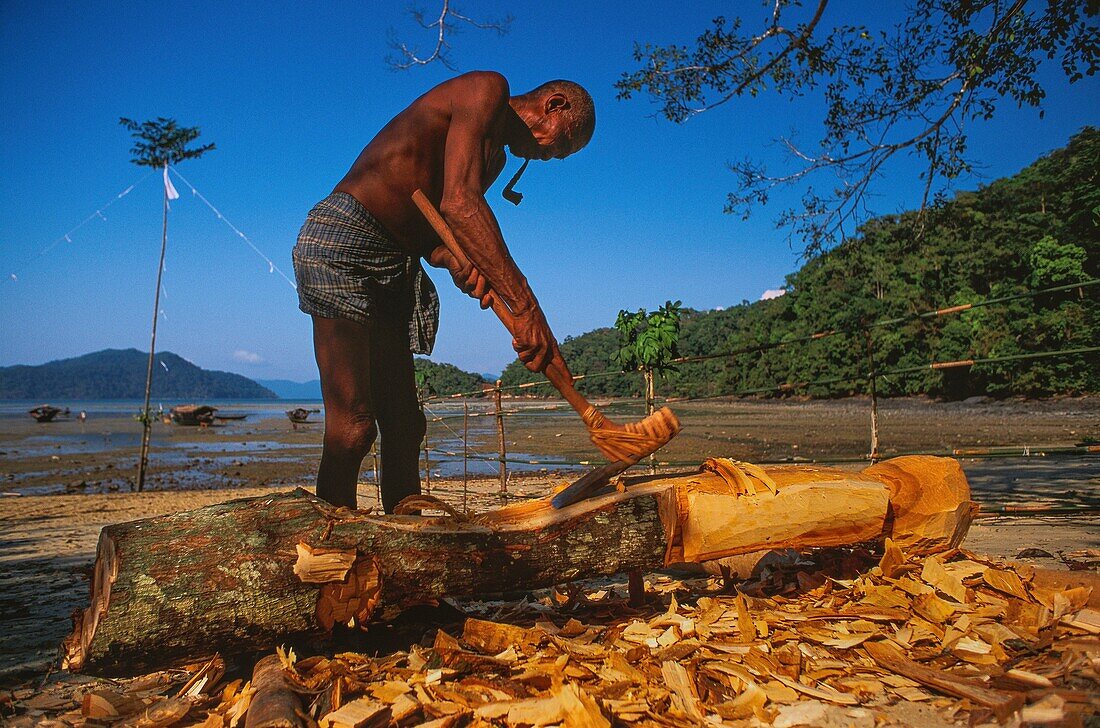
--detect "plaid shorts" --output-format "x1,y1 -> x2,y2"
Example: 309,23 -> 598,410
293,192 -> 439,355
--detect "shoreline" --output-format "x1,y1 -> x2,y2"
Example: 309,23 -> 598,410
3,395 -> 1096,495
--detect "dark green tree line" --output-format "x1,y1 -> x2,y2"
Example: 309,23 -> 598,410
502,129 -> 1098,399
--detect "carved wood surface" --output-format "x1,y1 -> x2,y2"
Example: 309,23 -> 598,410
63,456 -> 973,676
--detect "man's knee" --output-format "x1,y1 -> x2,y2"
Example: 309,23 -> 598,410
410,407 -> 426,442
324,412 -> 378,458
380,401 -> 426,445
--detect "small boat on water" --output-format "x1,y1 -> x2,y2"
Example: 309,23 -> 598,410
171,404 -> 218,427
214,413 -> 248,422
28,405 -> 65,423
286,407 -> 320,424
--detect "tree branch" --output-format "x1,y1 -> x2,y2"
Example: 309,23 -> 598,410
620,0 -> 1093,256
386,1 -> 512,70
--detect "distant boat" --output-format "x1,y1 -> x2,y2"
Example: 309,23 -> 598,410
214,413 -> 248,421
286,407 -> 320,424
171,404 -> 218,426
28,405 -> 64,423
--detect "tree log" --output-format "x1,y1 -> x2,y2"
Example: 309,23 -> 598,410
63,455 -> 973,676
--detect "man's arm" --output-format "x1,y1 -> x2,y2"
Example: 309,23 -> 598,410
425,244 -> 492,309
437,72 -> 556,372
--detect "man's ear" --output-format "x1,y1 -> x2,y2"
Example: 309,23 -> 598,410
545,93 -> 570,113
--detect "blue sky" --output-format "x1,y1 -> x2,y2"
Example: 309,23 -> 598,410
1,2 -> 1096,380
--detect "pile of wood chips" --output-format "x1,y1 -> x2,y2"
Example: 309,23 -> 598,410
5,543 -> 1098,727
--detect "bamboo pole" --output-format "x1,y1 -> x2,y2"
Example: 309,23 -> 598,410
495,380 -> 507,503
645,368 -> 656,474
372,444 -> 381,508
136,172 -> 170,493
463,401 -> 469,513
421,402 -> 431,495
865,330 -> 880,463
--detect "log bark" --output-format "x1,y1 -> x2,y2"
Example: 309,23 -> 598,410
63,455 -> 972,676
245,655 -> 306,728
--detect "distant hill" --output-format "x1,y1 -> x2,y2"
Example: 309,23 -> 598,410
502,128 -> 1098,399
0,349 -> 277,400
258,361 -> 487,400
256,379 -> 322,399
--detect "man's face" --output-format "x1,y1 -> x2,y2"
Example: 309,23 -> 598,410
533,129 -> 579,160
512,96 -> 582,160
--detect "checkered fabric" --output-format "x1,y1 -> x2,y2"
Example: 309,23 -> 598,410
293,192 -> 439,354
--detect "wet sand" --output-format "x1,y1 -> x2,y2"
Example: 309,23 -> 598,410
0,396 -> 1096,685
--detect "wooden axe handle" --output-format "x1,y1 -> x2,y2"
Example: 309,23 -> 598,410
411,189 -> 593,419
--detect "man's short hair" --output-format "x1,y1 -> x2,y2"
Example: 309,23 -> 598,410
526,80 -> 596,150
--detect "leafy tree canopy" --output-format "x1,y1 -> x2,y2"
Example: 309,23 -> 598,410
501,128 -> 1098,400
414,358 -> 489,398
1029,235 -> 1089,286
617,0 -> 1098,256
119,117 -> 215,168
613,300 -> 683,375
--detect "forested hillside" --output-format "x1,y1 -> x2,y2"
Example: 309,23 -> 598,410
502,129 -> 1098,399
414,358 -> 489,397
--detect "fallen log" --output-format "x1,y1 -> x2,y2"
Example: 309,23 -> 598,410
63,455 -> 975,676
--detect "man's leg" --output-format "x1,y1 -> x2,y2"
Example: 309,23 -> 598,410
370,316 -> 424,513
312,316 -> 378,509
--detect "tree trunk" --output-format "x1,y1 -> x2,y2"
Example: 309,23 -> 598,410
63,456 -> 974,677
136,187 -> 170,493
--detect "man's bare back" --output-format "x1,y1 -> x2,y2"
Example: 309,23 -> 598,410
294,72 -> 595,510
335,73 -> 513,259
333,71 -> 592,369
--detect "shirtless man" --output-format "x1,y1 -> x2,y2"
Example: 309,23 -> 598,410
292,72 -> 596,511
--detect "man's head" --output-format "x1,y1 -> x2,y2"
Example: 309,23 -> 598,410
509,80 -> 595,160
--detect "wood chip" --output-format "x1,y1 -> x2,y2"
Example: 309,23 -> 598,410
661,660 -> 705,721
983,567 -> 1029,600
319,698 -> 389,728
878,538 -> 906,579
462,617 -> 537,654
864,641 -> 1024,722
772,674 -> 858,705
116,697 -> 193,728
293,542 -> 357,584
558,683 -> 610,728
921,557 -> 968,603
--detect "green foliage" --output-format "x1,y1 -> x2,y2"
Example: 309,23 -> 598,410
413,358 -> 489,398
133,406 -> 161,426
613,300 -> 683,375
502,128 -> 1099,400
500,327 -> 640,396
119,117 -> 215,168
617,1 -> 1099,256
1028,235 -> 1088,286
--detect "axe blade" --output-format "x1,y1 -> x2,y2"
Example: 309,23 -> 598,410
550,459 -> 636,509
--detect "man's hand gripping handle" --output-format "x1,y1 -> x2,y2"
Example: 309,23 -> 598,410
411,189 -> 589,415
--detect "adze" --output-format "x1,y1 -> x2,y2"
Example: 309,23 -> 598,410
412,189 -> 680,506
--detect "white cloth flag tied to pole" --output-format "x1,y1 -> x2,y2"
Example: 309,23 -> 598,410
162,165 -> 180,201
